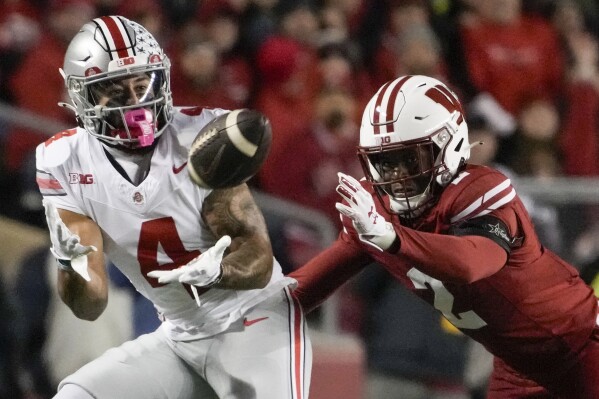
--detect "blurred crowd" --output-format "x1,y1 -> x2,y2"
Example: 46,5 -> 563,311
1,0 -> 599,398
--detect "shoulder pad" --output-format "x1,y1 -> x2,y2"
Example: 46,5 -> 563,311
36,128 -> 80,168
172,107 -> 230,150
441,165 -> 516,224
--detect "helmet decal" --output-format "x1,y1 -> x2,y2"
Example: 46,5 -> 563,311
93,16 -> 136,60
424,84 -> 464,125
85,67 -> 102,76
372,75 -> 411,135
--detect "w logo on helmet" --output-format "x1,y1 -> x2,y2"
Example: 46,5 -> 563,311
424,85 -> 464,125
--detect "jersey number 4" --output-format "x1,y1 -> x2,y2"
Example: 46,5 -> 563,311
138,217 -> 203,296
408,268 -> 487,330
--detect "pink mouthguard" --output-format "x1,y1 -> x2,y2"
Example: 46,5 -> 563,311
117,109 -> 155,147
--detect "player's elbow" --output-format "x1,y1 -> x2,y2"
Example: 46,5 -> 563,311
451,259 -> 504,284
74,308 -> 104,321
69,298 -> 107,321
449,237 -> 507,284
254,257 -> 273,288
452,266 -> 484,284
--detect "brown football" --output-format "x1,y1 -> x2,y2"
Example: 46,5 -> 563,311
187,109 -> 272,189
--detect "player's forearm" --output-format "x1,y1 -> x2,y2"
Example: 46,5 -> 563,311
57,268 -> 108,321
289,239 -> 370,313
396,227 -> 507,284
202,186 -> 274,289
217,236 -> 273,290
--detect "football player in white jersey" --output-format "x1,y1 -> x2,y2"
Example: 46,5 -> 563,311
35,15 -> 311,399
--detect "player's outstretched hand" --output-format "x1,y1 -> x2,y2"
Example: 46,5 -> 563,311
148,235 -> 231,305
335,172 -> 397,252
43,199 -> 97,281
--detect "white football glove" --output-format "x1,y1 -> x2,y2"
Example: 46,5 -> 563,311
147,235 -> 231,306
335,172 -> 397,252
43,199 -> 97,281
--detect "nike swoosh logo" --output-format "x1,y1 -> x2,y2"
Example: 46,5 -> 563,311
243,316 -> 269,327
172,162 -> 188,174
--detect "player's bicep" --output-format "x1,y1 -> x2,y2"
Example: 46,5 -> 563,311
448,214 -> 520,255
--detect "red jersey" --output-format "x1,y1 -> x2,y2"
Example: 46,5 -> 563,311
291,164 -> 599,396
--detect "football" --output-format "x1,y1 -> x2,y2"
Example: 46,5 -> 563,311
187,109 -> 272,189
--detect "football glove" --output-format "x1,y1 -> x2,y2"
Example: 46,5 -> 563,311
147,235 -> 231,306
43,199 -> 97,281
335,172 -> 397,252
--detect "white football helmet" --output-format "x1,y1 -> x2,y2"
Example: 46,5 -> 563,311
358,75 -> 470,218
61,15 -> 172,148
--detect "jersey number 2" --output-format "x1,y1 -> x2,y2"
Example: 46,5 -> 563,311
407,268 -> 487,330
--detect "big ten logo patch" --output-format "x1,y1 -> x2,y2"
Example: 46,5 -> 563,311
117,56 -> 136,67
69,173 -> 94,184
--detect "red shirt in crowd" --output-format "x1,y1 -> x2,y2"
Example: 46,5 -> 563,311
460,15 -> 565,115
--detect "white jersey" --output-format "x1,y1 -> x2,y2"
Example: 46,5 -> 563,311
36,106 -> 295,341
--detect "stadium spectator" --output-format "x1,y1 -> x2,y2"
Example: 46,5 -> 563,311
554,2 -> 599,176
115,0 -> 168,44
201,7 -> 254,108
254,35 -> 316,191
309,41 -> 375,114
501,97 -> 563,178
263,88 -> 362,227
169,24 -> 251,110
467,110 -> 564,254
5,0 -> 96,173
459,0 -> 565,116
0,0 -> 41,104
236,0 -> 279,58
276,1 -> 320,48
372,0 -> 433,86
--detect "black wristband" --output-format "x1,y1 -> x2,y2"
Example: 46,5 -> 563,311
204,264 -> 224,287
55,257 -> 74,271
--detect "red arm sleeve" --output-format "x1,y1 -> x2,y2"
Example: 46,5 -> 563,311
396,227 -> 508,284
288,237 -> 371,313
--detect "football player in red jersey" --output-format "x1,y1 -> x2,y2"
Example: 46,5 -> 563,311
289,75 -> 599,398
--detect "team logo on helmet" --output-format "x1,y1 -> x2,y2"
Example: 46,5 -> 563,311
85,67 -> 102,76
